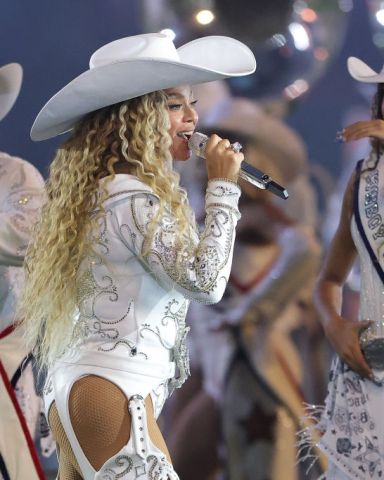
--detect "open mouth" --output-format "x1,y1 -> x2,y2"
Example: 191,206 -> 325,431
177,132 -> 193,141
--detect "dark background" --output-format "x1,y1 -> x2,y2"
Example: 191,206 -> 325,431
0,0 -> 382,178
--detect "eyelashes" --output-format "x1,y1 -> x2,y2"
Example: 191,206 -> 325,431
167,100 -> 198,111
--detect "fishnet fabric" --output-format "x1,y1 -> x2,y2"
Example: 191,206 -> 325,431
48,403 -> 83,479
49,375 -> 172,477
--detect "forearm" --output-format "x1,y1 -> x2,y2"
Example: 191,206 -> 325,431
313,277 -> 343,332
242,249 -> 319,324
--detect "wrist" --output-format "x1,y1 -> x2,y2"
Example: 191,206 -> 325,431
207,176 -> 239,186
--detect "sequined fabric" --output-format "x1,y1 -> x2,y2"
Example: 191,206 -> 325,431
314,156 -> 384,479
57,174 -> 241,406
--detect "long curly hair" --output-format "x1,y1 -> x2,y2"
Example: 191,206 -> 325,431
20,91 -> 195,368
367,82 -> 384,170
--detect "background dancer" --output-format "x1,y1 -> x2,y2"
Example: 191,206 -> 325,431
166,98 -> 324,480
0,62 -> 47,480
313,56 -> 384,479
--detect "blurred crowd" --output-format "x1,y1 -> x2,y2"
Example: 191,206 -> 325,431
160,80 -> 366,480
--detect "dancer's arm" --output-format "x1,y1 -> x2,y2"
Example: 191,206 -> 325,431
314,172 -> 372,379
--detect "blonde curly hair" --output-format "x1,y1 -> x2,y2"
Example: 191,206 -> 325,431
20,90 -> 195,367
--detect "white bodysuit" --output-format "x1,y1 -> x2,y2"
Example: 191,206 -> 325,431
44,174 -> 241,479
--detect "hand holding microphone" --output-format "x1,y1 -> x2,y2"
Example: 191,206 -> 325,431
189,132 -> 289,199
201,134 -> 244,182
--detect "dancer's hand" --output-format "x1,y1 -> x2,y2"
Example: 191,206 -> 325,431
205,134 -> 244,182
339,119 -> 384,142
325,314 -> 373,379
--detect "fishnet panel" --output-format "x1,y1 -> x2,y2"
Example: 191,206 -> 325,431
68,375 -> 172,471
48,403 -> 83,479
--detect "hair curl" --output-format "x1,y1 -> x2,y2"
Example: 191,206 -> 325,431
20,91 -> 195,368
366,82 -> 384,171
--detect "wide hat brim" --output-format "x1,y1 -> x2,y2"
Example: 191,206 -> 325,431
31,36 -> 256,141
0,63 -> 23,122
347,56 -> 384,83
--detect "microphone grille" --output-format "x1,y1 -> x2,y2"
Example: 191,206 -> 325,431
188,132 -> 208,158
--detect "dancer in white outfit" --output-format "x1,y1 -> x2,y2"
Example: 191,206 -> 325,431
0,62 -> 46,480
312,56 -> 384,479
19,33 -> 255,479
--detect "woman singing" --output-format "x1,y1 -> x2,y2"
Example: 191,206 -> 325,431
20,33 -> 255,479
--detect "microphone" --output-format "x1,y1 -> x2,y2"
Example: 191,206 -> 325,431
188,132 -> 289,200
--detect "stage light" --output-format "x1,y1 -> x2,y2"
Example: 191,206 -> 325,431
284,79 -> 309,99
300,8 -> 318,23
288,22 -> 310,51
269,33 -> 287,48
376,8 -> 384,26
195,9 -> 215,25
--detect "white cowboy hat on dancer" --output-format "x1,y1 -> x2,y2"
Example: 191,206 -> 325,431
347,56 -> 384,83
0,62 -> 22,121
202,96 -> 307,184
31,32 -> 256,141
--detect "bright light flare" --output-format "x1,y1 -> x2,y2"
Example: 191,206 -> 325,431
195,9 -> 215,25
300,8 -> 318,23
269,33 -> 287,48
160,29 -> 176,41
284,79 -> 309,99
289,22 -> 311,51
376,9 -> 384,26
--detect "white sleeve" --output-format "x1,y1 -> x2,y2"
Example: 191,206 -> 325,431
0,159 -> 45,266
113,179 -> 241,304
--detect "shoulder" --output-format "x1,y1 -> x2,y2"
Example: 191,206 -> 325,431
0,152 -> 44,187
102,174 -> 159,206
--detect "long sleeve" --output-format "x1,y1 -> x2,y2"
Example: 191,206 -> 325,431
0,154 -> 45,266
112,179 -> 241,304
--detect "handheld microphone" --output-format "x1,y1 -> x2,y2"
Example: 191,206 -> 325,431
188,132 -> 289,200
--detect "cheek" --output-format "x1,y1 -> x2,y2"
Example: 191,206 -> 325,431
167,113 -> 179,137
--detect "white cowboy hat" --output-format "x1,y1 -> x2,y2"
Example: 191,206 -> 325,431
0,63 -> 23,122
347,56 -> 384,83
31,33 -> 256,141
202,98 -> 307,183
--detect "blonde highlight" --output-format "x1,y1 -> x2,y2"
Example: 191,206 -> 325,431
21,91 -> 195,367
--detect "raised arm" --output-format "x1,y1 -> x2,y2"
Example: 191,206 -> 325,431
113,178 -> 241,304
